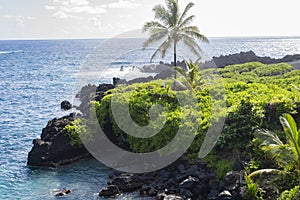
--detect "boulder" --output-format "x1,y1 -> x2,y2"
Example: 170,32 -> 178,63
60,100 -> 72,110
55,189 -> 71,196
217,190 -> 232,200
154,69 -> 174,80
110,173 -> 149,192
222,171 -> 241,192
99,185 -> 120,197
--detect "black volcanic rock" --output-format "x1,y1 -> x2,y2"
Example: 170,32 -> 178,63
60,100 -> 72,110
27,113 -> 90,167
99,185 -> 120,197
77,83 -> 114,114
202,51 -> 300,68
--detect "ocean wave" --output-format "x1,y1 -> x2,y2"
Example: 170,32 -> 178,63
0,50 -> 23,55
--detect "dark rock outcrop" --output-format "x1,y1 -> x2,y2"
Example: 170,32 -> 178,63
99,185 -> 120,197
55,189 -> 71,196
76,83 -> 115,115
60,100 -> 72,110
109,173 -> 153,192
202,50 -> 300,69
98,157 -> 250,200
28,82 -> 117,168
27,113 -> 90,167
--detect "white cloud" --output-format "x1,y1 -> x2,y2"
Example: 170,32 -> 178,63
46,0 -> 106,16
53,11 -> 76,19
62,5 -> 106,14
108,0 -> 139,9
45,5 -> 56,10
53,0 -> 69,6
70,0 -> 89,6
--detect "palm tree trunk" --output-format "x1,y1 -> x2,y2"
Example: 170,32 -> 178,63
174,40 -> 177,79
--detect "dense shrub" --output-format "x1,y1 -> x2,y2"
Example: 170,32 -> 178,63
278,186 -> 300,200
69,62 -> 300,160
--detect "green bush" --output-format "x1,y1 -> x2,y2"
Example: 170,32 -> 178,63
253,63 -> 292,77
278,186 -> 300,200
245,175 -> 263,200
70,62 -> 300,161
96,80 -> 213,155
64,119 -> 87,146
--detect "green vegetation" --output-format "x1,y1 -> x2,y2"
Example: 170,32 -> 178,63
69,61 -> 300,199
174,61 -> 204,90
255,114 -> 300,183
64,119 -> 88,147
205,153 -> 233,180
278,186 -> 300,200
245,175 -> 263,200
143,0 -> 208,77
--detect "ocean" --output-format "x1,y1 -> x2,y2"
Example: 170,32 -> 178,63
1,37 -> 300,199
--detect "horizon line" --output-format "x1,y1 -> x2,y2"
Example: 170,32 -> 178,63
1,35 -> 300,41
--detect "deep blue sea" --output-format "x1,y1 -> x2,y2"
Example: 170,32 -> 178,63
1,37 -> 300,199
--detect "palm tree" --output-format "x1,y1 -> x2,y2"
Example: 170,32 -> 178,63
174,60 -> 204,90
254,113 -> 300,183
142,0 -> 208,78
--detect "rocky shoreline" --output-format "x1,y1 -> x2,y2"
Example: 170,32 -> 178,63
27,51 -> 300,199
99,158 -> 247,200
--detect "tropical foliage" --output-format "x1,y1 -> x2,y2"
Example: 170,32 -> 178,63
174,60 -> 204,90
278,186 -> 300,200
255,114 -> 300,181
67,62 -> 300,199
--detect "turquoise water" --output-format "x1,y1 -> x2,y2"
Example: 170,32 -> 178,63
1,37 -> 300,199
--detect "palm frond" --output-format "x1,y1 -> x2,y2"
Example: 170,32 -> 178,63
153,5 -> 171,26
180,35 -> 202,57
178,15 -> 195,28
174,66 -> 186,77
143,30 -> 168,48
142,21 -> 168,33
150,39 -> 172,62
280,114 -> 299,146
248,169 -> 285,179
181,26 -> 209,42
178,2 -> 195,25
280,114 -> 300,165
255,129 -> 298,169
255,129 -> 284,146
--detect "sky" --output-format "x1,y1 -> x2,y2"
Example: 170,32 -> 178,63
0,0 -> 300,39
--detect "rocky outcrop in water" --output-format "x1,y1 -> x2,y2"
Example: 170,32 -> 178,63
27,113 -> 90,167
60,100 -> 72,110
28,83 -> 115,167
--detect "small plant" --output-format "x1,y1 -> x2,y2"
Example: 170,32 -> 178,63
174,61 -> 205,91
245,175 -> 263,200
205,154 -> 233,180
215,159 -> 233,180
255,114 -> 300,183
